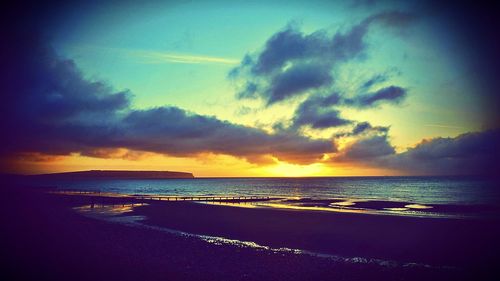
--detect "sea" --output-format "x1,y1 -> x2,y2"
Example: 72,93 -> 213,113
23,176 -> 500,218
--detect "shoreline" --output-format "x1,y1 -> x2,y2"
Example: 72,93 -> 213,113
52,188 -> 500,219
2,185 -> 499,280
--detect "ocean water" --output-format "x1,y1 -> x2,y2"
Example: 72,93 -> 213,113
29,176 -> 499,205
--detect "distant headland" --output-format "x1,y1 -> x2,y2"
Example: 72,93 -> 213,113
29,170 -> 195,179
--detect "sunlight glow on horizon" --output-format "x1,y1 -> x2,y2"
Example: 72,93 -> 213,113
6,151 -> 402,177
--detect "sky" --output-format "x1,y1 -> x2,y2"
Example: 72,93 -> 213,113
1,0 -> 499,176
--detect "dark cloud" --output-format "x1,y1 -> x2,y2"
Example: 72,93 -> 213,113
382,129 -> 500,175
291,93 -> 351,129
335,129 -> 500,175
329,21 -> 370,62
289,85 -> 405,131
229,11 -> 414,137
1,33 -> 131,156
333,121 -> 389,138
294,108 -> 350,130
0,33 -> 336,166
251,27 -> 321,75
240,21 -> 365,104
353,122 -> 389,135
338,135 -> 396,160
352,122 -> 373,135
117,107 -> 334,164
267,63 -> 333,104
346,86 -> 407,108
231,11 -> 417,106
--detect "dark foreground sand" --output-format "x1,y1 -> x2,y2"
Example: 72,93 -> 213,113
1,185 -> 499,281
136,200 -> 500,266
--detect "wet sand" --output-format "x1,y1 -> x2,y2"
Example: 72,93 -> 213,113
1,184 -> 498,280
135,200 -> 500,267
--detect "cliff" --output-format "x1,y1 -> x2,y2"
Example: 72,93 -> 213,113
31,170 -> 195,179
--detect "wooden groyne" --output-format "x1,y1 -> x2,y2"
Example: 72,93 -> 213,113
54,190 -> 274,203
134,195 -> 272,202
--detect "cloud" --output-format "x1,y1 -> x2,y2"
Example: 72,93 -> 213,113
335,129 -> 500,175
1,33 -> 131,156
383,130 -> 500,175
349,121 -> 389,136
231,22 -> 368,105
329,20 -> 370,62
251,27 -> 322,75
352,122 -> 374,135
291,93 -> 351,129
267,63 -> 333,104
229,12 -> 413,136
346,86 -> 407,108
230,10 -> 417,106
289,85 -> 405,131
0,34 -> 335,165
118,107 -> 334,164
337,135 -> 396,160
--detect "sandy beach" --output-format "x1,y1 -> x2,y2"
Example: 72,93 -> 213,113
135,200 -> 500,267
1,183 -> 499,281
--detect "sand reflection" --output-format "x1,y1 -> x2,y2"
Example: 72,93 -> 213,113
197,198 -> 463,218
74,203 -> 146,216
405,204 -> 433,210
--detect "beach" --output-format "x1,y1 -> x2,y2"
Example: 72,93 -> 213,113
135,200 -> 500,267
1,183 -> 499,281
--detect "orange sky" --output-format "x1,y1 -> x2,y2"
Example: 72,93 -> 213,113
5,151 -> 399,177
